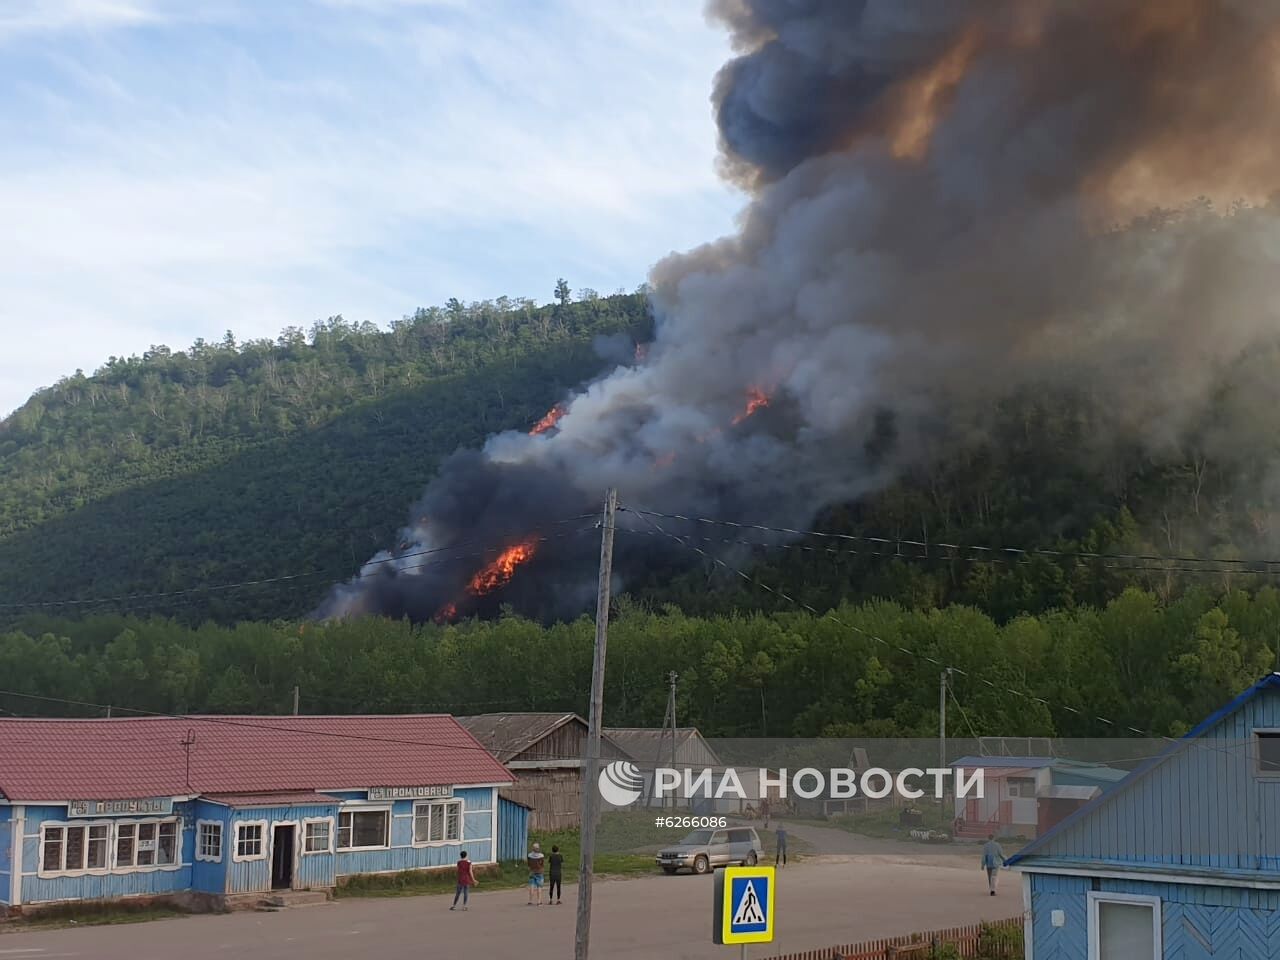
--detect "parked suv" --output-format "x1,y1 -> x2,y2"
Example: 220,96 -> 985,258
655,827 -> 764,875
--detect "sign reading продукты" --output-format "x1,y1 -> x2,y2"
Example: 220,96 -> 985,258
713,865 -> 775,945
68,798 -> 174,817
367,785 -> 453,800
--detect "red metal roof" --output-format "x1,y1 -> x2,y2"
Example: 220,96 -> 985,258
0,715 -> 512,802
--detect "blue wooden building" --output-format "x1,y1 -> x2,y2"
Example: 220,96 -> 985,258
1009,673 -> 1280,959
0,714 -> 521,913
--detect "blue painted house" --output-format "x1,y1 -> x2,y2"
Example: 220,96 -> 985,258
1009,673 -> 1280,959
0,714 -> 521,913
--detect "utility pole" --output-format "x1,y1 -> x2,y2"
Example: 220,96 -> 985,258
939,669 -> 952,823
574,488 -> 617,960
662,671 -> 679,810
292,685 -> 300,716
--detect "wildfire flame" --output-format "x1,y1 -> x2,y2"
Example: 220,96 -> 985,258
467,539 -> 538,595
529,405 -> 567,436
731,387 -> 771,425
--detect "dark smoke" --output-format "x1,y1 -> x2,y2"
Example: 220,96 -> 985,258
319,0 -> 1280,622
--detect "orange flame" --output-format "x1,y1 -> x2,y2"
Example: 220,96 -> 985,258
529,405 -> 566,436
435,602 -> 458,624
467,539 -> 539,596
731,387 -> 771,425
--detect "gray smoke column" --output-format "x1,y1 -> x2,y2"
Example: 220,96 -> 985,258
319,0 -> 1280,622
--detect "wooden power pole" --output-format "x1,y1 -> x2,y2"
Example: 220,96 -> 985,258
574,488 -> 618,960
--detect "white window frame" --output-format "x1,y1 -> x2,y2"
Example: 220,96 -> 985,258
38,820 -> 114,878
412,799 -> 463,846
110,817 -> 182,872
1086,890 -> 1162,960
1007,776 -> 1037,799
196,819 -> 223,863
1253,728 -> 1280,778
233,819 -> 269,862
337,804 -> 392,851
303,817 -> 335,855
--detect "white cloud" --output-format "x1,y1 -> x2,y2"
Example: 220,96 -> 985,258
0,0 -> 741,415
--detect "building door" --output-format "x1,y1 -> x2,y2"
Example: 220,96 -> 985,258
271,825 -> 295,890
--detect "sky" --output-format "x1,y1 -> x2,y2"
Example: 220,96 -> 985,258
0,0 -> 742,417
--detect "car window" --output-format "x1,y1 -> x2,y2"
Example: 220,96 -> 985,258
711,831 -> 728,845
728,829 -> 750,843
681,830 -> 713,845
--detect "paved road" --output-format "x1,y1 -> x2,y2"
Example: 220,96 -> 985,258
0,857 -> 1020,960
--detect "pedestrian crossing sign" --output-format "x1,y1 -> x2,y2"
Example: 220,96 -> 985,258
713,865 -> 775,945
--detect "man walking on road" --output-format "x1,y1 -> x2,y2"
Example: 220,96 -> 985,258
527,842 -> 546,905
982,834 -> 1005,895
775,825 -> 788,866
548,845 -> 564,904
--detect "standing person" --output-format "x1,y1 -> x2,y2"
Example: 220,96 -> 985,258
450,850 -> 476,911
548,844 -> 564,904
527,842 -> 546,905
760,797 -> 771,830
774,825 -> 788,867
982,834 -> 1005,896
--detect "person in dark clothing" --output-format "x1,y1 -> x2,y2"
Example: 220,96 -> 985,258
775,826 -> 788,866
548,844 -> 564,904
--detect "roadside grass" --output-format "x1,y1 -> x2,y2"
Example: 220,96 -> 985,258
1,901 -> 193,931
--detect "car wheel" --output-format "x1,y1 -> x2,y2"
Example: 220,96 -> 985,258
744,851 -> 758,866
662,866 -> 676,875
693,855 -> 710,875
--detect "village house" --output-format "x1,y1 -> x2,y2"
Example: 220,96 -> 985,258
1009,673 -> 1280,958
457,712 -> 627,830
950,755 -> 1128,840
0,714 -> 526,914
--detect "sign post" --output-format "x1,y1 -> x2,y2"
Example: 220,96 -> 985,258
713,865 -> 776,955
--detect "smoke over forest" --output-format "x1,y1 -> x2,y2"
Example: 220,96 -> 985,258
319,0 -> 1280,623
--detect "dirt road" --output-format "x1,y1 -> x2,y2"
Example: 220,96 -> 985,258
1,856 -> 1020,960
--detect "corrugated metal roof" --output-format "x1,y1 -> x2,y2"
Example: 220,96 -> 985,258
0,714 -> 512,801
455,713 -> 582,762
951,756 -> 1056,768
604,727 -> 721,765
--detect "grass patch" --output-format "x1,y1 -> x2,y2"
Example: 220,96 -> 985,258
336,824 -> 655,899
5,901 -> 192,930
823,806 -> 956,841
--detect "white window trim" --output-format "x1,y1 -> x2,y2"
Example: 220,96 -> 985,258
233,819 -> 269,862
411,799 -> 464,847
302,817 -> 335,855
1253,728 -> 1280,778
337,805 -> 392,851
1086,890 -> 1161,960
37,819 -> 115,879
195,819 -> 223,863
112,816 -> 183,872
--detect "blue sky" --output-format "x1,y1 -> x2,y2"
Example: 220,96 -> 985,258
0,0 -> 742,416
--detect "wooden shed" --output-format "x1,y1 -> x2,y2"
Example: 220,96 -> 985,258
457,713 -> 626,831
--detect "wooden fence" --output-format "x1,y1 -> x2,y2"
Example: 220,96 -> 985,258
763,916 -> 1023,960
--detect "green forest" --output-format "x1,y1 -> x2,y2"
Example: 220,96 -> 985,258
2,585 -> 1275,738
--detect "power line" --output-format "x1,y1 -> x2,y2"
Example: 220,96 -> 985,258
624,507 -> 1280,572
614,525 -> 1280,579
0,515 -> 599,612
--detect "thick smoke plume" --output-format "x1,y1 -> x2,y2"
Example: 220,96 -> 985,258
320,0 -> 1280,622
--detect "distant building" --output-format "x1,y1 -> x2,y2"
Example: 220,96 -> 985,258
950,755 -> 1128,840
603,727 -> 727,812
0,715 -> 518,914
1009,673 -> 1280,958
457,712 -> 626,830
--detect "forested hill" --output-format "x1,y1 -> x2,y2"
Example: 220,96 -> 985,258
5,282 -> 1280,629
0,289 -> 652,621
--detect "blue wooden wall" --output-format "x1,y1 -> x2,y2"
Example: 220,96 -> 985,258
1029,872 -> 1280,959
334,787 -> 496,877
0,806 -> 12,905
222,802 -> 337,895
497,797 -> 530,862
20,802 -> 197,905
1032,687 -> 1280,872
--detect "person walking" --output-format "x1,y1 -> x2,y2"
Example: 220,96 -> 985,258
548,844 -> 564,904
774,825 -> 788,867
450,850 -> 476,911
982,834 -> 1005,896
527,842 -> 546,905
